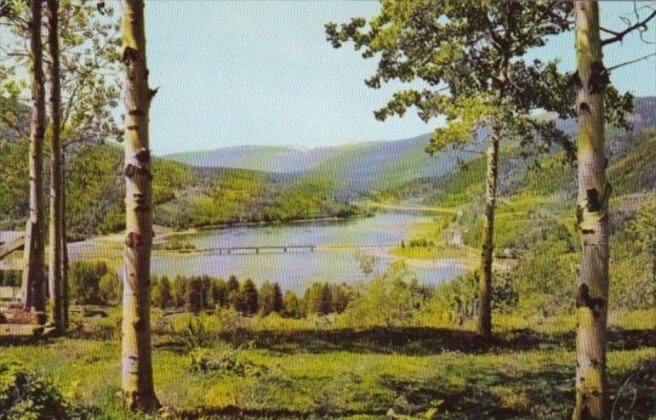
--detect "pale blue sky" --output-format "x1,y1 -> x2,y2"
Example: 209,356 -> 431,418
146,1 -> 656,155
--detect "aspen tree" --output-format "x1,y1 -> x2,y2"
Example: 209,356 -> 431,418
120,0 -> 158,411
21,0 -> 46,314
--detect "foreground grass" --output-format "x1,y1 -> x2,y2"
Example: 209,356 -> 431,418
2,310 -> 654,419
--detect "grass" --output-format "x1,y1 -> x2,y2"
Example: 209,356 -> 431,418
1,309 -> 653,418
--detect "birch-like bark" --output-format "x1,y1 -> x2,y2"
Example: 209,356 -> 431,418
477,124 -> 500,338
120,0 -> 158,412
21,0 -> 47,314
573,2 -> 610,419
47,0 -> 63,331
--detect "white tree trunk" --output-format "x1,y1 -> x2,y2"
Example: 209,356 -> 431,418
573,2 -> 610,418
120,0 -> 159,412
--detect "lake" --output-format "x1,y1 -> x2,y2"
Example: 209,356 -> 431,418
147,212 -> 466,292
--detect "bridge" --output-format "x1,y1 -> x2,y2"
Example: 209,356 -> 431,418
67,242 -> 399,261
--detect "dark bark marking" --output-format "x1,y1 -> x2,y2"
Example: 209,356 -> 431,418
125,232 -> 143,248
576,284 -> 605,317
135,148 -> 150,163
133,318 -> 146,331
586,188 -> 601,212
124,164 -> 152,179
122,46 -> 138,64
580,102 -> 591,115
589,61 -> 610,94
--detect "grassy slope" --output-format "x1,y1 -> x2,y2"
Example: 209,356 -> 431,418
2,308 -> 653,418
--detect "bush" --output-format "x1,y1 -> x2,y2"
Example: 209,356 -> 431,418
151,276 -> 173,309
188,346 -> 267,377
210,278 -> 228,308
0,270 -> 21,287
283,290 -> 301,318
172,275 -> 187,308
339,261 -> 425,328
235,279 -> 258,316
0,359 -> 67,419
69,261 -> 110,305
98,271 -> 121,306
171,309 -> 242,351
186,276 -> 203,313
259,281 -> 283,316
301,283 -> 333,316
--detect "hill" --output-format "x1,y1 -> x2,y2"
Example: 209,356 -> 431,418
0,141 -> 364,239
164,143 -> 376,173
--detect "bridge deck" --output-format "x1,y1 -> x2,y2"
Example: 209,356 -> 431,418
67,242 -> 399,260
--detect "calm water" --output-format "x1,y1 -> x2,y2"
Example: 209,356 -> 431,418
148,213 -> 465,292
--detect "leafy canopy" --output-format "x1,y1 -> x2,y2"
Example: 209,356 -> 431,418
326,0 -> 632,158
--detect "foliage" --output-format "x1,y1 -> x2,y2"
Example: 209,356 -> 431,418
235,279 -> 259,316
170,309 -> 242,351
98,271 -> 121,306
326,1 -> 583,159
0,359 -> 67,419
69,261 -> 111,305
0,270 -> 21,287
258,281 -> 283,317
283,290 -> 302,319
339,261 -> 425,328
151,276 -> 173,309
188,346 -> 267,378
185,276 -> 204,314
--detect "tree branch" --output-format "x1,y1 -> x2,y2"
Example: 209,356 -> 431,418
601,9 -> 656,46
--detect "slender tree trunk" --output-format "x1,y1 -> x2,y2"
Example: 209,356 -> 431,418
477,123 -> 500,338
21,0 -> 47,314
573,2 -> 610,419
46,0 -> 63,332
120,0 -> 158,411
61,152 -> 69,330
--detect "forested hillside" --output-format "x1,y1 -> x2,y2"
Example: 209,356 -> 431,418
0,141 -> 363,238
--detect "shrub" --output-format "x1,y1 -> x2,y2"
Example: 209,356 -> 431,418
0,359 -> 67,419
421,271 -> 479,326
186,277 -> 203,313
69,261 -> 110,305
339,261 -> 424,328
0,270 -> 21,287
259,281 -> 284,316
172,275 -> 187,308
283,290 -> 301,318
188,346 -> 267,377
235,279 -> 259,316
171,310 -> 242,351
301,282 -> 333,316
210,278 -> 228,308
98,271 -> 121,306
151,276 -> 173,309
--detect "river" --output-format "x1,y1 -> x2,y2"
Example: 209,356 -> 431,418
146,212 -> 466,292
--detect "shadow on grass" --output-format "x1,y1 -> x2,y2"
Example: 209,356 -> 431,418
156,325 -> 655,356
172,405 -> 389,419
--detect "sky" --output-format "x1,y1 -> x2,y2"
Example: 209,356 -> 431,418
145,2 -> 651,155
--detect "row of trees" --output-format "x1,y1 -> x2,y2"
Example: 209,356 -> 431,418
1,0 -> 146,411
0,0 -> 120,330
326,1 -> 654,418
151,274 -> 357,318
